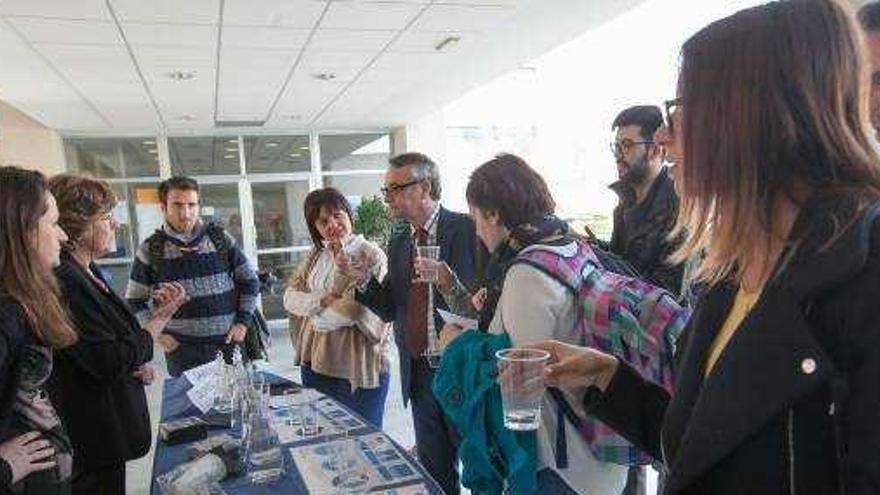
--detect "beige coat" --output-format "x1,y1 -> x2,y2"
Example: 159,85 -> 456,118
285,240 -> 391,391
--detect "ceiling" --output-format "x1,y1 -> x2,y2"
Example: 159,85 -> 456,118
0,0 -> 643,133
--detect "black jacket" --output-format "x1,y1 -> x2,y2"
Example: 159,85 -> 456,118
356,207 -> 481,403
590,195 -> 880,494
609,167 -> 684,294
49,255 -> 154,468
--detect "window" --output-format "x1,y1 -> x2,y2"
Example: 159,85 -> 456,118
65,137 -> 160,178
169,136 -> 241,176
243,135 -> 311,173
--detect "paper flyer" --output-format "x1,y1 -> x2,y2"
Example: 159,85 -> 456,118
436,309 -> 478,330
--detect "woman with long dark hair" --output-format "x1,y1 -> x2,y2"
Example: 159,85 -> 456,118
532,1 -> 880,491
0,166 -> 78,494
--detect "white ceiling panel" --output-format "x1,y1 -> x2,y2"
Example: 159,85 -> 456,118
223,0 -> 327,28
322,2 -> 422,30
221,26 -> 310,50
220,47 -> 298,69
121,22 -> 217,47
0,0 -> 647,131
298,50 -> 374,70
0,0 -> 110,21
7,18 -> 120,45
131,45 -> 216,68
412,4 -> 516,31
308,29 -> 395,53
110,0 -> 220,25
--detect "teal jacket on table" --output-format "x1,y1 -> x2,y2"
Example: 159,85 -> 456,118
432,330 -> 537,495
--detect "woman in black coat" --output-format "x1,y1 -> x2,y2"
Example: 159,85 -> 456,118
47,176 -> 186,495
531,1 -> 880,493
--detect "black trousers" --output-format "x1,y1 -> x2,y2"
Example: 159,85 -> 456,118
409,357 -> 461,495
71,462 -> 124,495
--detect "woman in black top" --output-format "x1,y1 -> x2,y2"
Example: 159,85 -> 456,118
47,175 -> 185,495
531,1 -> 880,493
0,166 -> 80,494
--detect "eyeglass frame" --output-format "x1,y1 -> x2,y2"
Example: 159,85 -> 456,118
664,98 -> 682,136
380,178 -> 424,197
610,138 -> 655,157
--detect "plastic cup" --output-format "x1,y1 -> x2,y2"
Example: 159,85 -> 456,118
495,348 -> 551,431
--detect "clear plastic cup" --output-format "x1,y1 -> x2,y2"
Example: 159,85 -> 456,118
495,348 -> 551,431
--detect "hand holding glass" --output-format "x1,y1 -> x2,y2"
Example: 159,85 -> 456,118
496,348 -> 551,431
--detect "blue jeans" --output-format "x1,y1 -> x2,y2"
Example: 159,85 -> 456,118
300,365 -> 390,428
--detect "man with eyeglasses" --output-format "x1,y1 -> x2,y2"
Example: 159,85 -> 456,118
859,2 -> 880,137
342,152 -> 480,495
608,105 -> 683,494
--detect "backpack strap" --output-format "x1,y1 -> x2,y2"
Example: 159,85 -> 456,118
146,229 -> 168,281
205,223 -> 233,273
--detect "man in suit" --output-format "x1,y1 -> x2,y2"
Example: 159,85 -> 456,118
340,152 -> 480,495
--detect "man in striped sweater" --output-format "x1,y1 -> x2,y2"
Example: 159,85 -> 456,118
125,176 -> 260,377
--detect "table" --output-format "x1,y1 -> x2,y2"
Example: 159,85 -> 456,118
150,372 -> 442,494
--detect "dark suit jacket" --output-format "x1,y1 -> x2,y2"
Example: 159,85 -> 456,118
589,195 -> 880,493
49,253 -> 154,468
356,207 -> 481,402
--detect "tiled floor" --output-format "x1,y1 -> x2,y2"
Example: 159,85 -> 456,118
126,322 -> 417,494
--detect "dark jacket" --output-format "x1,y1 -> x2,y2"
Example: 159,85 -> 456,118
356,207 -> 481,402
589,196 -> 880,494
609,167 -> 683,294
50,254 -> 154,468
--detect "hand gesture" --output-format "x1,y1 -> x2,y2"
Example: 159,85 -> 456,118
152,282 -> 187,320
225,323 -> 248,344
132,364 -> 155,385
471,288 -> 488,312
335,249 -> 370,286
0,432 -> 56,484
413,258 -> 453,289
438,323 -> 464,349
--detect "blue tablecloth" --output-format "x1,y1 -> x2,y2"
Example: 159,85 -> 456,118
150,373 -> 441,494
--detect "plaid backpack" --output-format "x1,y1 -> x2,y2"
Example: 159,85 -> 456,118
514,239 -> 689,466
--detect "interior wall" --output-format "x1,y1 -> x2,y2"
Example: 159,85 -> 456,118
0,100 -> 65,176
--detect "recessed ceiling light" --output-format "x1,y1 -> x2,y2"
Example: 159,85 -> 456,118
224,154 -> 235,159
227,139 -> 237,144
284,114 -> 302,121
289,153 -> 302,158
434,35 -> 461,52
298,146 -> 309,151
312,72 -> 337,81
147,148 -> 158,154
176,114 -> 197,122
167,70 -> 195,81
265,142 -> 279,148
142,140 -> 154,145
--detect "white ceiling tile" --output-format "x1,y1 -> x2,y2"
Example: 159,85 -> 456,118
370,51 -> 452,75
34,44 -> 137,84
222,26 -> 310,50
122,22 -> 217,46
411,4 -> 516,31
7,18 -> 121,45
322,2 -> 422,30
223,0 -> 327,28
110,0 -> 220,24
132,45 -> 216,68
298,50 -> 374,69
309,29 -> 395,53
220,47 -> 298,69
0,0 -> 110,21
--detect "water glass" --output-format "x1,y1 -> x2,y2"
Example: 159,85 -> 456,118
495,348 -> 551,431
298,399 -> 321,437
415,245 -> 441,283
245,412 -> 284,485
327,434 -> 369,492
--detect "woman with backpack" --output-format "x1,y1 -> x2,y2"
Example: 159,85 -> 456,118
531,1 -> 880,492
441,153 -> 638,493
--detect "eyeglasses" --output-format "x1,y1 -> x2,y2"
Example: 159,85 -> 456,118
380,179 -> 423,197
664,98 -> 682,136
610,138 -> 654,157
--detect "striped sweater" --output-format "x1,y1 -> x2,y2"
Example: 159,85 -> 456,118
125,221 -> 260,339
